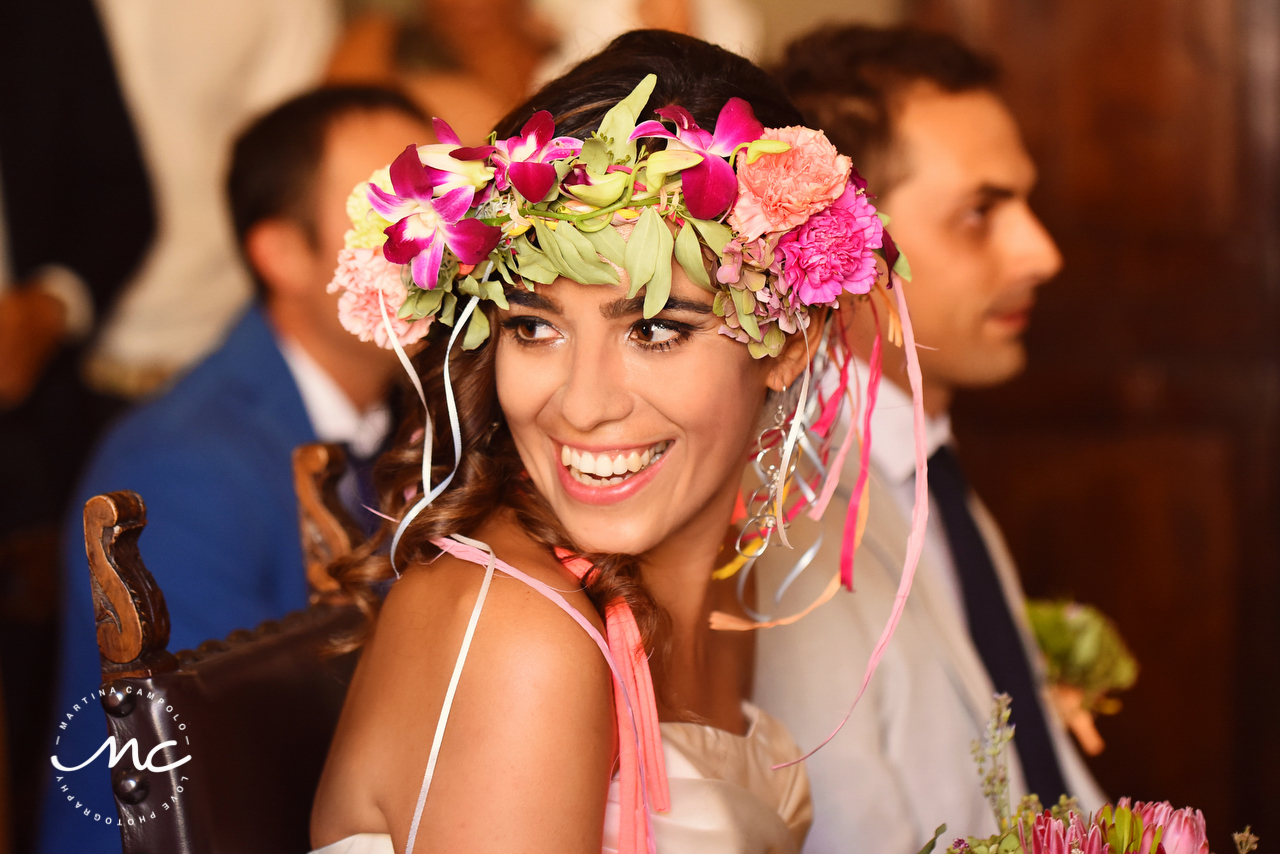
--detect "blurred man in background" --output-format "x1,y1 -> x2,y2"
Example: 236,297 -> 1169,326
39,86 -> 429,854
753,26 -> 1105,853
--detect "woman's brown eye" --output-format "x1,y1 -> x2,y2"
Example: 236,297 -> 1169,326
633,321 -> 681,345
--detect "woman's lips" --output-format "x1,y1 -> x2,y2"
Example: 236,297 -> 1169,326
554,440 -> 672,506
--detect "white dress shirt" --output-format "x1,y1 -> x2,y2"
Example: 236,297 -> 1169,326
853,362 -> 968,624
278,337 -> 389,458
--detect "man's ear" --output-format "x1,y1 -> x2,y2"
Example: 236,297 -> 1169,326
765,309 -> 829,392
243,218 -> 315,298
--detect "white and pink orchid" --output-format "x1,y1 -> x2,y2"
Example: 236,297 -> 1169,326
491,110 -> 583,203
368,144 -> 502,290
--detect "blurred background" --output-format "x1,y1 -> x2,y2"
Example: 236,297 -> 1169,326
2,0 -> 1276,850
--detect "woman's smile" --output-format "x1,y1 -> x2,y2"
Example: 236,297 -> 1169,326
554,439 -> 674,505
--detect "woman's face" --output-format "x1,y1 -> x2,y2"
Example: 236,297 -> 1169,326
494,263 -> 773,555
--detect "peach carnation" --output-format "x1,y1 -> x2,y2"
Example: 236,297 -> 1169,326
328,247 -> 433,350
729,126 -> 852,240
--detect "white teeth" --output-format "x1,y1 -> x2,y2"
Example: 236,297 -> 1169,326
561,441 -> 670,486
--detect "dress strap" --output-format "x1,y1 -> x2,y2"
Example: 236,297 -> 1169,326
403,536 -> 666,854
403,535 -> 496,854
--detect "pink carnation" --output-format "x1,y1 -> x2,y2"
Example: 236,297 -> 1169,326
777,184 -> 883,305
729,126 -> 852,240
328,247 -> 433,350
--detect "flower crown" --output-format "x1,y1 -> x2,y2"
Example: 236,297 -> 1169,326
329,74 -> 908,358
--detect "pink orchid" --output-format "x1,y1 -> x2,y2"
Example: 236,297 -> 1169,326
368,145 -> 502,290
491,110 -> 582,203
630,98 -> 764,220
411,118 -> 498,199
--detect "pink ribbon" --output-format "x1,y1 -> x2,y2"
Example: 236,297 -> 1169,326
557,549 -> 670,854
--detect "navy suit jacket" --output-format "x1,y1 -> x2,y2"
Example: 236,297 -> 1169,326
38,306 -> 316,853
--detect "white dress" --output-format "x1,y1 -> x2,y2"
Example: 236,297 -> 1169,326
313,702 -> 811,854
310,539 -> 812,854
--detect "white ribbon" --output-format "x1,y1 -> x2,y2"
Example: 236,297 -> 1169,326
376,264 -> 493,575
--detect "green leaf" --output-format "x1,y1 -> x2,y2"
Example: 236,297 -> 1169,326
642,217 -> 675,318
623,206 -> 663,298
712,290 -> 729,317
513,234 -> 559,285
579,138 -> 610,174
582,222 -> 627,266
412,285 -> 444,318
439,291 -> 458,326
745,138 -> 791,165
917,825 -> 948,854
493,251 -> 516,284
480,279 -> 509,309
461,307 -> 490,350
457,275 -> 481,298
674,220 -> 712,290
689,217 -> 735,258
597,73 -> 657,165
730,286 -> 761,340
645,148 -> 703,187
535,220 -> 617,285
876,211 -> 891,226
893,250 -> 913,281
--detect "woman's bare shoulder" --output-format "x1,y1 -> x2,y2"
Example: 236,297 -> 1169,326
313,522 -> 613,850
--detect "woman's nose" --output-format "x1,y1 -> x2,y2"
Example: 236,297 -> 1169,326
558,335 -> 634,433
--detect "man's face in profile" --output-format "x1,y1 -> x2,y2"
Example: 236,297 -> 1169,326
878,83 -> 1061,394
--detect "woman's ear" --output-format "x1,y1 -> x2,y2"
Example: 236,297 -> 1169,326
764,309 -> 828,392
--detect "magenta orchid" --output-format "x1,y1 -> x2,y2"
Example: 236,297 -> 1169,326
492,110 -> 583,203
368,144 -> 502,290
630,98 -> 764,219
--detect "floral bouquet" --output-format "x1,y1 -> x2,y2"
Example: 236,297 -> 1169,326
922,696 -> 1257,854
1027,600 -> 1139,755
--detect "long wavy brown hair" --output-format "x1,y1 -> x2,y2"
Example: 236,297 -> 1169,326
330,30 -> 805,655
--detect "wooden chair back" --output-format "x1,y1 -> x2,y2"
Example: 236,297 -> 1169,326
86,443 -> 363,853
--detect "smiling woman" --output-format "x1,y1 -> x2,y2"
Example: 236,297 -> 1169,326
307,28 -> 915,854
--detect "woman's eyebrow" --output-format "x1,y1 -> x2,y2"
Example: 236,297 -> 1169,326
504,289 -> 561,312
602,295 -> 713,319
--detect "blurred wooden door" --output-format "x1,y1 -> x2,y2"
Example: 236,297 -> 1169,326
912,0 -> 1280,843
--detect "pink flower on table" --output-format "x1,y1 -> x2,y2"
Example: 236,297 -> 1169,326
776,183 -> 883,305
492,110 -> 583,203
1024,811 -> 1109,854
369,144 -> 502,290
729,126 -> 852,240
1127,801 -> 1210,854
631,98 -> 764,219
328,247 -> 433,350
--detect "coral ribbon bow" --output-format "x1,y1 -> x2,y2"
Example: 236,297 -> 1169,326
556,549 -> 670,854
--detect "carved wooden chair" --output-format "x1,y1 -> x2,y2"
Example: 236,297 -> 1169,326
87,443 -> 363,853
